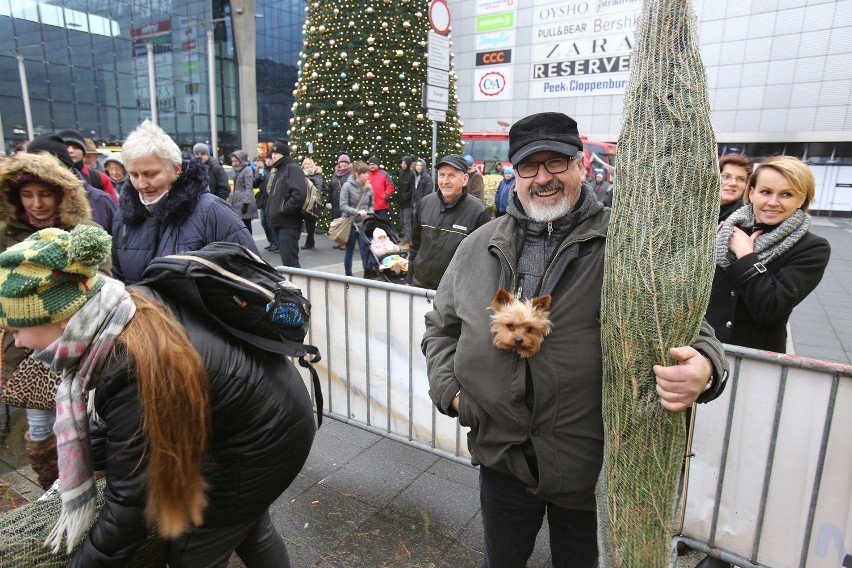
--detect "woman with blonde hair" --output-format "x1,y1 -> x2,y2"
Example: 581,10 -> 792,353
706,155 -> 831,354
0,225 -> 315,566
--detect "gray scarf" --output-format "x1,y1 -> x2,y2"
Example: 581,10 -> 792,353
716,205 -> 810,269
509,184 -> 603,299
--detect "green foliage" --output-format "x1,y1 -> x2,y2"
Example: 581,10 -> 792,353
289,0 -> 463,234
597,0 -> 719,564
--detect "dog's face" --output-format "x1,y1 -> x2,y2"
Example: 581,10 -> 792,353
490,288 -> 553,358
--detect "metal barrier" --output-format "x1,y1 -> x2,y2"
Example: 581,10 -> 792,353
678,347 -> 852,568
281,268 -> 851,567
282,268 -> 471,465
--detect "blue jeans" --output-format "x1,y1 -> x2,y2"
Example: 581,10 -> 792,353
27,408 -> 56,440
479,466 -> 598,568
166,509 -> 288,568
374,209 -> 389,220
259,209 -> 277,247
343,224 -> 369,276
275,227 -> 301,268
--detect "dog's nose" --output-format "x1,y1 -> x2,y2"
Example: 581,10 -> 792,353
514,337 -> 523,345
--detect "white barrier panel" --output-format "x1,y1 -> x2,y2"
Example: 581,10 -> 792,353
681,348 -> 852,568
283,270 -> 470,462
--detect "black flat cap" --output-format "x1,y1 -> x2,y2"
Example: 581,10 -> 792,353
509,113 -> 583,165
436,154 -> 469,173
57,128 -> 87,152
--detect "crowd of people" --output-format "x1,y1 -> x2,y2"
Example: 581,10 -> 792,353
0,112 -> 832,567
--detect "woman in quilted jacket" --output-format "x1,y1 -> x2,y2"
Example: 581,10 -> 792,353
229,150 -> 258,232
0,225 -> 314,567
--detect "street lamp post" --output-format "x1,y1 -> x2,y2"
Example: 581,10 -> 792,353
146,41 -> 158,124
206,21 -> 224,159
15,53 -> 34,140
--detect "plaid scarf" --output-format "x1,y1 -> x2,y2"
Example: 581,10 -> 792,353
32,277 -> 136,553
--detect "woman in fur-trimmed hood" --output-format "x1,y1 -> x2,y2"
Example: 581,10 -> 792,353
112,120 -> 258,284
0,151 -> 92,245
0,150 -> 102,492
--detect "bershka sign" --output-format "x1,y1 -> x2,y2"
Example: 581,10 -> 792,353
476,49 -> 513,66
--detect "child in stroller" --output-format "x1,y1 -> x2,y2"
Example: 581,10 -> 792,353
359,215 -> 408,282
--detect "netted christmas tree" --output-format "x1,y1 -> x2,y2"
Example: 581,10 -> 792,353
597,0 -> 719,564
288,0 -> 463,232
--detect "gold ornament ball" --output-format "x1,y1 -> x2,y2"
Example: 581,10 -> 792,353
336,100 -> 344,107
358,119 -> 365,125
351,83 -> 360,91
318,25 -> 325,32
373,112 -> 381,119
367,100 -> 375,107
382,86 -> 389,93
346,111 -> 354,118
366,72 -> 374,79
309,25 -> 316,32
416,113 -> 424,120
395,50 -> 404,57
368,47 -> 375,53
390,123 -> 397,130
305,102 -> 312,109
320,110 -> 327,116
390,149 -> 397,155
381,21 -> 388,29
340,51 -> 347,59
347,135 -> 354,142
399,102 -> 406,109
348,20 -> 356,28
367,36 -> 375,44
412,62 -> 420,68
366,6 -> 374,13
402,21 -> 411,29
324,61 -> 332,68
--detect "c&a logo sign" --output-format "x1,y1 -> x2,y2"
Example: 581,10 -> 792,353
476,49 -> 513,66
474,66 -> 513,101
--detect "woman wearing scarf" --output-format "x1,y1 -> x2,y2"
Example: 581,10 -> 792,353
705,155 -> 830,354
229,150 -> 258,232
329,154 -> 352,249
0,225 -> 315,566
0,151 -> 107,491
339,161 -> 374,276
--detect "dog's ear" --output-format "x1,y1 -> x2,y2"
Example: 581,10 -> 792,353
531,294 -> 552,312
491,288 -> 513,309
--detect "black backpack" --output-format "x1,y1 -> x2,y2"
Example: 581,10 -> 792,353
137,242 -> 323,426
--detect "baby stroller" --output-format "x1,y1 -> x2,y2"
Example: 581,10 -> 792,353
357,214 -> 409,284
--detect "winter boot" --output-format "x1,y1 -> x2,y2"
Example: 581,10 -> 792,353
25,431 -> 59,490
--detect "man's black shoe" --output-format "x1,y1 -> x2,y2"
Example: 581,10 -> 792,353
302,244 -> 315,250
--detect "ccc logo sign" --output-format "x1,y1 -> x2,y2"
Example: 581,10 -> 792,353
476,49 -> 513,66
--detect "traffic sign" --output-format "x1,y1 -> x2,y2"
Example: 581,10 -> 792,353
427,109 -> 447,123
427,66 -> 449,89
427,31 -> 450,71
428,0 -> 451,35
423,85 -> 449,111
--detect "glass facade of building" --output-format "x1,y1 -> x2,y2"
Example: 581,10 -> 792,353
0,0 -> 304,155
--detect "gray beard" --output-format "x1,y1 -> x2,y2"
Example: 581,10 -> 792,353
527,194 -> 572,222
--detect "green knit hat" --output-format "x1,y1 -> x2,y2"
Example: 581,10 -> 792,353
0,225 -> 112,328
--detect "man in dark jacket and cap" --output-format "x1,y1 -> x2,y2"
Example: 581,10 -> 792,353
27,133 -> 118,235
406,154 -> 490,289
57,128 -> 118,202
193,142 -> 231,200
264,138 -> 306,268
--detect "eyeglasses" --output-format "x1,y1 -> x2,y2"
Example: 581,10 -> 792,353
721,173 -> 747,184
516,158 -> 571,179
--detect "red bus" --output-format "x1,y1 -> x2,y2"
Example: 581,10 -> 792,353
461,131 -> 617,181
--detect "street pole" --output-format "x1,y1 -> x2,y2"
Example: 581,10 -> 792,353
15,54 -> 34,140
207,26 -> 217,159
431,121 -> 438,182
0,109 -> 6,154
146,41 -> 158,124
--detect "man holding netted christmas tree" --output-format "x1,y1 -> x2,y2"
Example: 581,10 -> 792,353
422,112 -> 728,567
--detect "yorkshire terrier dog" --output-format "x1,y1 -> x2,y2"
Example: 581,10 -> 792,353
490,288 -> 553,358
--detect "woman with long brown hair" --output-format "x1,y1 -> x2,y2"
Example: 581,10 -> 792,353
0,225 -> 315,567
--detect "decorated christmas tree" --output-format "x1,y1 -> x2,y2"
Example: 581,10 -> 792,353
288,0 -> 463,231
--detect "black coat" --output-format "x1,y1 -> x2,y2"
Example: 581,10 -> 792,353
71,287 -> 315,567
265,156 -> 306,230
206,159 -> 231,200
705,231 -> 830,352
